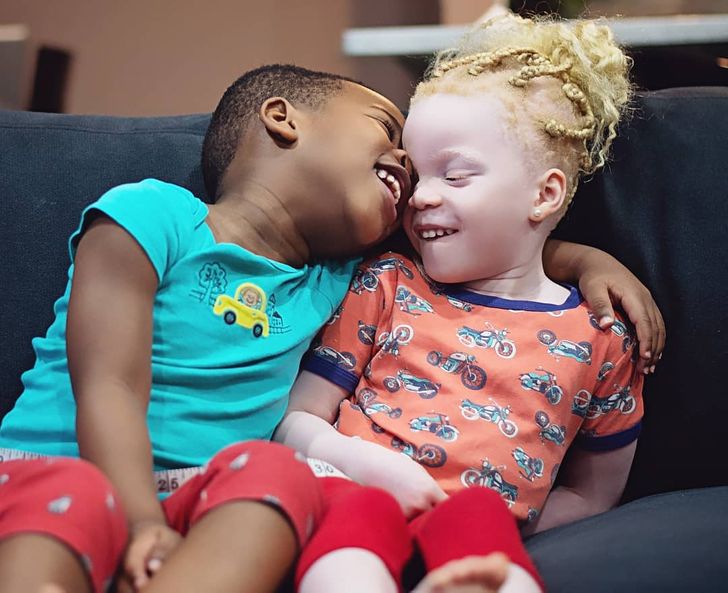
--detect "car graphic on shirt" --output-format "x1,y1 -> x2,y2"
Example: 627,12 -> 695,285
213,282 -> 270,337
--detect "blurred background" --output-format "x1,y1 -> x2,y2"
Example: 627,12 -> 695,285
1,0 -> 726,115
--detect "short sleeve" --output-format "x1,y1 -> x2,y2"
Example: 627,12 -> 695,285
69,179 -> 205,282
311,257 -> 362,320
575,327 -> 645,451
302,260 -> 389,393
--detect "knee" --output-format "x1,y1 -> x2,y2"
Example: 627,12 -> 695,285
329,485 -> 405,527
206,440 -> 319,494
49,458 -> 123,515
214,440 -> 305,464
448,486 -> 511,515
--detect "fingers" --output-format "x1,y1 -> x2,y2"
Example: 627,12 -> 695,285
620,292 -> 664,374
433,486 -> 449,504
124,529 -> 158,590
583,282 -> 615,329
144,531 -> 180,576
652,307 -> 666,366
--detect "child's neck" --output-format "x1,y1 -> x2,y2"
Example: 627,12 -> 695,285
462,262 -> 570,305
206,196 -> 309,268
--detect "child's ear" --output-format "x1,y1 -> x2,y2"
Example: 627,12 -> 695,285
530,168 -> 567,222
259,97 -> 299,146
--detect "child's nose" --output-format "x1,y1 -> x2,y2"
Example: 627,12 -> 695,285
409,181 -> 443,210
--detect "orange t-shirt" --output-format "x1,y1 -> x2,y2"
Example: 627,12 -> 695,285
303,252 -> 644,523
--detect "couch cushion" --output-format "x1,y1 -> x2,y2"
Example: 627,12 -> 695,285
551,87 -> 728,500
0,111 -> 210,417
525,486 -> 728,593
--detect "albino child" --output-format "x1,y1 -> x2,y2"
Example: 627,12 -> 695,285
277,14 -> 642,593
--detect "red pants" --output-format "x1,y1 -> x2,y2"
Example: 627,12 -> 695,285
296,478 -> 544,592
0,441 -> 322,593
0,457 -> 127,593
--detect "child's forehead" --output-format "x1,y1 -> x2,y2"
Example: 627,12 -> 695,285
337,81 -> 405,125
405,92 -> 510,134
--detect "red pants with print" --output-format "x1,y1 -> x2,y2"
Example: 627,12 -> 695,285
296,478 -> 544,592
0,441 -> 323,593
0,457 -> 127,593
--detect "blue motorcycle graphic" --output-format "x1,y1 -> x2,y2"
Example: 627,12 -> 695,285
377,324 -> 414,357
357,321 -> 377,345
512,447 -> 544,482
571,389 -> 592,418
589,312 -> 636,352
350,257 -> 415,295
460,459 -> 519,508
597,361 -> 615,381
395,286 -> 434,316
409,413 -> 459,442
314,345 -> 356,370
534,411 -> 566,446
519,368 -> 563,405
446,295 -> 473,312
459,398 -> 518,438
371,257 -> 415,278
457,323 -> 516,359
391,437 -> 447,468
427,351 -> 487,390
537,329 -> 592,365
326,303 -> 344,326
356,387 -> 402,419
383,370 -> 440,399
350,268 -> 380,294
586,385 -> 636,419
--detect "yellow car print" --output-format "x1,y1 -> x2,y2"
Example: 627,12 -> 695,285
213,282 -> 270,338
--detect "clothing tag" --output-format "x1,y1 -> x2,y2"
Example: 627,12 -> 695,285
306,457 -> 351,480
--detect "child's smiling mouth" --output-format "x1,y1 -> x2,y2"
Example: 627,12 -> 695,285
375,167 -> 402,203
416,226 -> 458,241
374,163 -> 411,206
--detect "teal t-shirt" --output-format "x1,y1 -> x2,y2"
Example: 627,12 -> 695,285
0,179 -> 358,469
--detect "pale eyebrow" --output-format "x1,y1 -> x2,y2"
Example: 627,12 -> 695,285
436,149 -> 483,167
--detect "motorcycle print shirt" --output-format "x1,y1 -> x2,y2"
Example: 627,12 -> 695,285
302,252 -> 644,523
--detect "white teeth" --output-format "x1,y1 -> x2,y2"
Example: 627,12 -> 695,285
418,228 -> 456,240
375,168 -> 402,204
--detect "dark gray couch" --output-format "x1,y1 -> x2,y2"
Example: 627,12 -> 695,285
2,87 -> 727,592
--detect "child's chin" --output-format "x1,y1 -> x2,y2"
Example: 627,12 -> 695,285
423,260 -> 466,285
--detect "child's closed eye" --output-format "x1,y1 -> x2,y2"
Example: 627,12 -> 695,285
443,171 -> 473,184
379,118 -> 398,142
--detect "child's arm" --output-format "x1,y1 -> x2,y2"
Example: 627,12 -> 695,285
543,239 -> 665,373
67,216 -> 180,589
521,441 -> 637,536
275,370 -> 447,517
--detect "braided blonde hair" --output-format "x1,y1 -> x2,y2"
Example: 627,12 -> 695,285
413,14 -> 633,207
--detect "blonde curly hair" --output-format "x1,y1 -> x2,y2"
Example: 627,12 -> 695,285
412,14 -> 633,208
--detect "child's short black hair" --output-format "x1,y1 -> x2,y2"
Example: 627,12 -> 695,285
202,64 -> 359,201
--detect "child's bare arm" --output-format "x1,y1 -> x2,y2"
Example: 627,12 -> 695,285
67,216 -> 180,588
522,441 -> 637,536
543,239 -> 665,373
276,371 -> 447,517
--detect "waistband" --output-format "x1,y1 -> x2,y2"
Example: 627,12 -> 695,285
0,447 -> 349,494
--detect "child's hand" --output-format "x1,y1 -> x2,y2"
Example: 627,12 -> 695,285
355,445 -> 448,518
120,519 -> 182,591
578,260 -> 665,374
